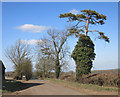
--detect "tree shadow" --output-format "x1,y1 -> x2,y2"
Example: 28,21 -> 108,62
3,79 -> 44,93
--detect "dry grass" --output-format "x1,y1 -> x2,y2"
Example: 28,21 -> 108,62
59,69 -> 120,87
46,78 -> 119,95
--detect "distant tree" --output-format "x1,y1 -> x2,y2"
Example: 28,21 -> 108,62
36,38 -> 55,78
36,56 -> 55,78
59,9 -> 109,80
22,57 -> 33,80
5,40 -> 32,80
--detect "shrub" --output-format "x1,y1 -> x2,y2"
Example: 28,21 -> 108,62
98,78 -> 104,86
58,71 -> 119,87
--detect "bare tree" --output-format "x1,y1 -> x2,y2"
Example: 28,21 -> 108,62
47,29 -> 70,78
35,38 -> 55,78
36,56 -> 55,78
36,29 -> 70,79
5,40 -> 32,80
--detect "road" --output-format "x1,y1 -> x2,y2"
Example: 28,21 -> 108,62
14,80 -> 85,95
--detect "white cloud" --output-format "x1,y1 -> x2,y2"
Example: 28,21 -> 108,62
21,39 -> 43,45
69,9 -> 79,15
16,24 -> 50,33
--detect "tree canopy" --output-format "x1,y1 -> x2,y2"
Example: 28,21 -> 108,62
59,9 -> 109,42
5,40 -> 32,80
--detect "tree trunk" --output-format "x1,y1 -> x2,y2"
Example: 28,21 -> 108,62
43,63 -> 46,78
20,73 -> 22,80
55,59 -> 60,79
85,18 -> 89,36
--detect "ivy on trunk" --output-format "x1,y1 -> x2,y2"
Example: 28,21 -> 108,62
71,35 -> 95,80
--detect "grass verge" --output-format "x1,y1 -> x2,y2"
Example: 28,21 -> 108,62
46,78 -> 119,95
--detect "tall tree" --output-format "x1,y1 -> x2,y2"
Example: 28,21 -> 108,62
5,40 -> 32,80
47,29 -> 69,79
59,9 -> 110,79
36,29 -> 69,79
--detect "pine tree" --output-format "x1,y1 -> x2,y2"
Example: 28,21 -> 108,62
59,9 -> 110,80
59,9 -> 109,42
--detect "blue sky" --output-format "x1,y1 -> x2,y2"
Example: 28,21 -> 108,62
1,2 -> 118,72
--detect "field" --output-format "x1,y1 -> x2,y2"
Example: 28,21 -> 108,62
91,69 -> 119,74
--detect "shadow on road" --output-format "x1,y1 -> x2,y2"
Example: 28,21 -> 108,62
3,79 -> 44,93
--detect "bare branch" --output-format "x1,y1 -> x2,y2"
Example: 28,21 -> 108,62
88,30 -> 99,32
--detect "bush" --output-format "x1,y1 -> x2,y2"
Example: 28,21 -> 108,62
98,78 -> 104,86
89,80 -> 94,84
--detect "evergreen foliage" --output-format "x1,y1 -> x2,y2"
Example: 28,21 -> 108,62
59,9 -> 109,42
59,9 -> 110,80
71,35 -> 95,80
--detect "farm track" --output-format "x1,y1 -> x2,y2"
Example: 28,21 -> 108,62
12,80 -> 85,95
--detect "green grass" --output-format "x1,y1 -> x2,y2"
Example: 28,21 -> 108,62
46,78 -> 119,92
2,90 -> 11,94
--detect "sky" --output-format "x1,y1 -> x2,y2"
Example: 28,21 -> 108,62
1,2 -> 118,72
